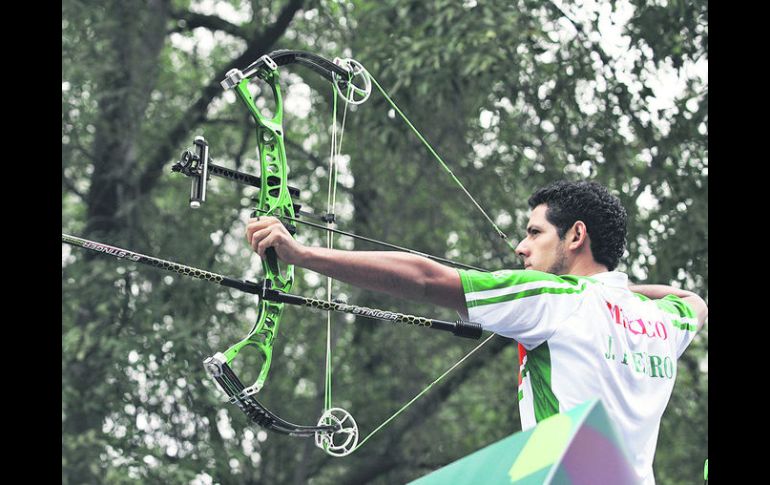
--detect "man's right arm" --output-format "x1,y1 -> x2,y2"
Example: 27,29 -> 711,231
629,284 -> 708,331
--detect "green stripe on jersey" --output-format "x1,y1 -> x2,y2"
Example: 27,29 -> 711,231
467,281 -> 590,309
672,319 -> 697,332
655,294 -> 696,318
458,269 -> 595,293
525,342 -> 560,422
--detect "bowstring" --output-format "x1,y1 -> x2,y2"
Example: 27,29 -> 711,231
324,87 -> 338,415
324,79 -> 352,416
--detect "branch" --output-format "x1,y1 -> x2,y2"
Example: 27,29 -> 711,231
169,10 -> 247,38
252,0 -> 306,50
137,0 -> 306,199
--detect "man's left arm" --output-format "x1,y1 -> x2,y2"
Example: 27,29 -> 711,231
245,216 -> 468,316
628,284 -> 708,331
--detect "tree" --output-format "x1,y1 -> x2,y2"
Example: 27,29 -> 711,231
63,1 -> 707,483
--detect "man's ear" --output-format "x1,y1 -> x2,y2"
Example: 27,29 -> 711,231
569,221 -> 588,249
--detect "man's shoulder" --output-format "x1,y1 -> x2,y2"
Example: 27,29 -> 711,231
460,268 -> 590,293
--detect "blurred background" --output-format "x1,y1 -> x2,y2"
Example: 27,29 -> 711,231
62,1 -> 707,483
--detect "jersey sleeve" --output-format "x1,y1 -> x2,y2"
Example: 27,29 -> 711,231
655,295 -> 700,357
458,269 -> 588,349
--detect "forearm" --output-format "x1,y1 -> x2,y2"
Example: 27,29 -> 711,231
628,284 -> 698,300
629,283 -> 708,329
297,247 -> 464,311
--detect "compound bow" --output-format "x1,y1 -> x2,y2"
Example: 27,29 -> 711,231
181,50 -> 510,456
64,49 -> 512,457
198,51 -> 373,454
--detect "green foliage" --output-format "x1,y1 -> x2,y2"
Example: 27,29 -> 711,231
63,1 -> 707,483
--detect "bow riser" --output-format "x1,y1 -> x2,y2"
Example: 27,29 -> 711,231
222,299 -> 282,394
221,67 -> 296,396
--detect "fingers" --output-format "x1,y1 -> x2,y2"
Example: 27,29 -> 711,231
256,231 -> 284,259
245,216 -> 289,258
245,216 -> 279,244
248,227 -> 278,257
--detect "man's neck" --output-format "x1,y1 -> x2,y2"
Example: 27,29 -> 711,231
567,259 -> 609,277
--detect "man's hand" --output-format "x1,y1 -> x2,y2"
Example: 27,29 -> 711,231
245,216 -> 305,264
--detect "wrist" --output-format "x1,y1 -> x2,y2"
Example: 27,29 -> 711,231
293,244 -> 318,268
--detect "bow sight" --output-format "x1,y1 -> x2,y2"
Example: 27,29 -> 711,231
171,136 -> 303,217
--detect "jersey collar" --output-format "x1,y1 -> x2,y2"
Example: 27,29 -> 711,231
588,271 -> 629,288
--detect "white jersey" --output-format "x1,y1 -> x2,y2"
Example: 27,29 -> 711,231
459,269 -> 699,485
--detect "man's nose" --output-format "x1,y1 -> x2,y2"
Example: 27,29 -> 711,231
515,240 -> 528,258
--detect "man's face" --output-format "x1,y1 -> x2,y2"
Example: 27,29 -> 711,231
515,204 -> 569,274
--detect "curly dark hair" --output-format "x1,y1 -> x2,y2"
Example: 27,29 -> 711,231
528,180 -> 627,271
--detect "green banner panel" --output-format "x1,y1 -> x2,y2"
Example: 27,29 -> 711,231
409,399 -> 637,485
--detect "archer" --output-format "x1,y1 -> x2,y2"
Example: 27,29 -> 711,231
245,179 -> 707,485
